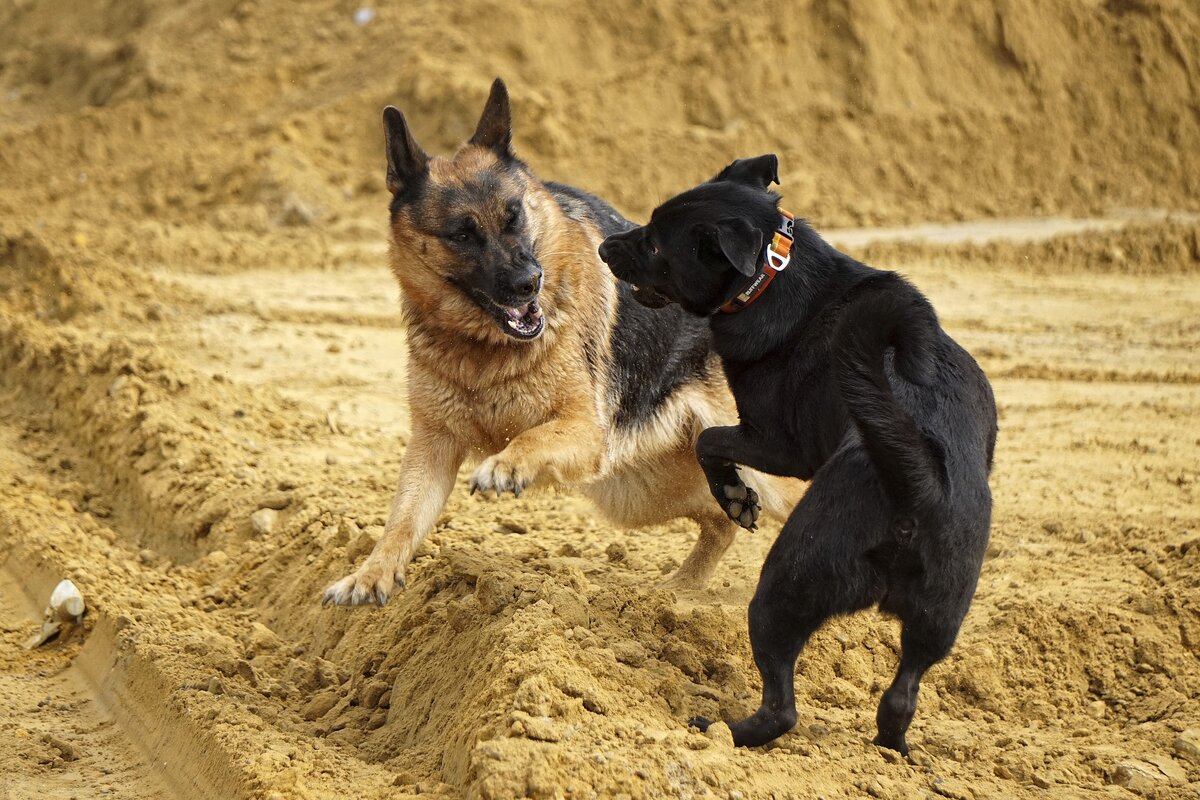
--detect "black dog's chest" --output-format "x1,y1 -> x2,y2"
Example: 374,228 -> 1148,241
726,347 -> 849,481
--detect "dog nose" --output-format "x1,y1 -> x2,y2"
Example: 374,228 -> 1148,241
514,264 -> 542,296
598,240 -> 613,264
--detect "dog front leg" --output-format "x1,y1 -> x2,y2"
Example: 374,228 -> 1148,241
322,422 -> 465,606
696,425 -> 799,529
470,410 -> 603,496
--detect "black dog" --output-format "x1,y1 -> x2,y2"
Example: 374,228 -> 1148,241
598,155 -> 997,753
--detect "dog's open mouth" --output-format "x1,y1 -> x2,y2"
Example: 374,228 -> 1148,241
630,284 -> 673,309
496,299 -> 545,339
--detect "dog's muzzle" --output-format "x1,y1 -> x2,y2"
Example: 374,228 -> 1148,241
599,237 -> 674,309
597,238 -> 627,276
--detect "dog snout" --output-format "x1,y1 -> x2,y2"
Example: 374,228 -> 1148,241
599,237 -> 634,280
505,260 -> 542,298
517,264 -> 542,296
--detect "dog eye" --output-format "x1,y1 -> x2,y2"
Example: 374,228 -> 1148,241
453,232 -> 471,243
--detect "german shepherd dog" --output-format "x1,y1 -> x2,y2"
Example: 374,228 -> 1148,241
322,82 -> 798,606
598,155 -> 997,753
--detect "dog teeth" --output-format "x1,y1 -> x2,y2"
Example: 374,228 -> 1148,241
504,306 -> 543,333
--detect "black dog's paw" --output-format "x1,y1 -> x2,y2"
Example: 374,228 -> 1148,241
687,716 -> 713,733
872,733 -> 910,756
721,482 -> 760,530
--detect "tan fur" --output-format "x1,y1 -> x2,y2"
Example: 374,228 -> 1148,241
323,143 -> 802,606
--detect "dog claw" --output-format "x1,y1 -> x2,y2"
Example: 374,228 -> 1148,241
469,456 -> 532,500
322,569 -> 406,607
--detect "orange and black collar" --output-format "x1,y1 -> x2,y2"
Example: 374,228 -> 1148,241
719,210 -> 796,314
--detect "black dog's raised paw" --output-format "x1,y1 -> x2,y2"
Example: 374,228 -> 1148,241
687,716 -> 713,733
721,482 -> 760,530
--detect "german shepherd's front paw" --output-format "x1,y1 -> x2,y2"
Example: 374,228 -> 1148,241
322,559 -> 406,606
720,481 -> 760,530
470,454 -> 534,498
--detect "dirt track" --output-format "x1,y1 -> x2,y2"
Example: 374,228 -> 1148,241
2,0 -> 1200,798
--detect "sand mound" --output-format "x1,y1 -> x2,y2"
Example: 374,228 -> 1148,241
3,0 -> 1199,230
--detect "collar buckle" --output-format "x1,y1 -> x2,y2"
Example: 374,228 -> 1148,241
719,209 -> 796,314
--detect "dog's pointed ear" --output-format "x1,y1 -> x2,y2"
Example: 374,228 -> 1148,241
469,77 -> 513,158
383,106 -> 429,195
711,154 -> 780,190
704,218 -> 762,277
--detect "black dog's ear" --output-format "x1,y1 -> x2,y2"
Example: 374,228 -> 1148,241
712,154 -> 779,190
701,218 -> 763,277
383,106 -> 429,195
469,77 -> 513,158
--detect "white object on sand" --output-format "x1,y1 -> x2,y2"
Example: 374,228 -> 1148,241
22,580 -> 87,649
49,579 -> 86,623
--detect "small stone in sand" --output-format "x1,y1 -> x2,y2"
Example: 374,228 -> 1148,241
250,508 -> 278,535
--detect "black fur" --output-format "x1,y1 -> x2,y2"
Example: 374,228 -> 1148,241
609,281 -> 712,428
547,181 -> 715,430
599,158 -> 998,753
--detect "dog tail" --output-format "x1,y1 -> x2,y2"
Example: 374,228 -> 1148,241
833,278 -> 945,519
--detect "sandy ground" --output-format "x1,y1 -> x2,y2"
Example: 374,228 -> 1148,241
2,215 -> 1198,799
2,0 -> 1200,798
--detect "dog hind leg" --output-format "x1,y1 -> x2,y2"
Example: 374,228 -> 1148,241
659,511 -> 738,590
717,594 -> 824,746
874,613 -> 959,754
705,480 -> 889,746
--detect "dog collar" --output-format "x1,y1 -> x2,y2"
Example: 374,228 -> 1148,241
719,210 -> 795,314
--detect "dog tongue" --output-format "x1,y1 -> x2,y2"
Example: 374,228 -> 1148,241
504,302 -> 533,320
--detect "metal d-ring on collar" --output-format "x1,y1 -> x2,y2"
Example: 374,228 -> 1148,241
718,210 -> 796,314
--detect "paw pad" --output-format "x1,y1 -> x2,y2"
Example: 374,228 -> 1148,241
720,484 -> 759,530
